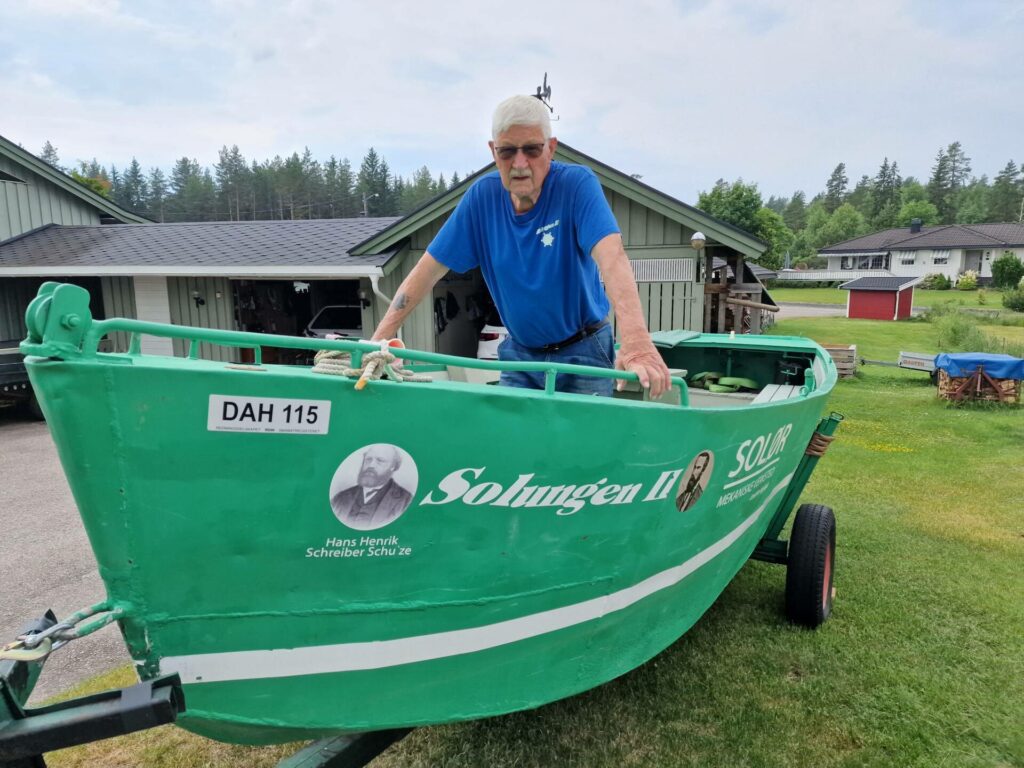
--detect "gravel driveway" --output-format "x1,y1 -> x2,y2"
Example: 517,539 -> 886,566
773,302 -> 847,321
0,408 -> 130,703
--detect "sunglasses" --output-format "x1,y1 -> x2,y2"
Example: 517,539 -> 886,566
494,143 -> 545,160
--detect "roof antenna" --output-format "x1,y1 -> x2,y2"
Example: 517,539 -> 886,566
533,73 -> 558,120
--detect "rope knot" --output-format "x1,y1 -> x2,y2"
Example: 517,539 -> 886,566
312,341 -> 431,389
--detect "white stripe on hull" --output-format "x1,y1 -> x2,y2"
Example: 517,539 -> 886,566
161,473 -> 794,684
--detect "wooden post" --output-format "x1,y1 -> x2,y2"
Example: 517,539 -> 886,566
716,254 -> 729,333
703,250 -> 714,332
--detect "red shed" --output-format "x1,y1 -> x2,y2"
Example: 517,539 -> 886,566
839,276 -> 920,320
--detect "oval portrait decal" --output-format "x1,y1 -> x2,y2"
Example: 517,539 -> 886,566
676,450 -> 714,512
329,443 -> 418,530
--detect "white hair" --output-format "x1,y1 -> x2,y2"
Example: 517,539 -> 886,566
492,95 -> 552,141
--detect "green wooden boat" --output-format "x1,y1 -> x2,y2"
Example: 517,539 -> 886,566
17,282 -> 840,746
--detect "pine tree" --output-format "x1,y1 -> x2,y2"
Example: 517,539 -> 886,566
215,145 -> 250,221
115,158 -> 147,212
356,148 -> 392,216
39,141 -> 61,170
765,195 -> 788,215
946,141 -> 972,191
108,165 -> 123,204
990,161 -> 1022,222
870,157 -> 902,228
846,175 -> 874,219
823,163 -> 848,213
955,177 -> 990,224
782,191 -> 807,231
401,166 -> 436,213
927,147 -> 952,222
167,157 -> 204,220
147,168 -> 167,222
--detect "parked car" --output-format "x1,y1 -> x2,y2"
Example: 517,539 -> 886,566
304,305 -> 364,339
476,324 -> 508,359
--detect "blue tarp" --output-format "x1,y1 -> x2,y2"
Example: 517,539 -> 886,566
934,353 -> 1024,380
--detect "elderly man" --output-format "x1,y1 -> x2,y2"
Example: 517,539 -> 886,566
331,444 -> 412,530
371,94 -> 671,397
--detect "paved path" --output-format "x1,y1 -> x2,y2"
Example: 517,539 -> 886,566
0,409 -> 130,703
774,302 -> 846,320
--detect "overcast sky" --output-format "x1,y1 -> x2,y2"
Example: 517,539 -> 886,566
2,0 -> 1022,205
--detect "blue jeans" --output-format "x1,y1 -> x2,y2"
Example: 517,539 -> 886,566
498,324 -> 615,397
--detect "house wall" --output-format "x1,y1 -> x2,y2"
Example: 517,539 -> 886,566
895,287 -> 914,319
0,276 -> 131,344
0,278 -> 44,340
848,290 -> 897,320
0,156 -> 101,242
168,276 -> 238,362
99,276 -> 136,352
831,246 -> 1024,281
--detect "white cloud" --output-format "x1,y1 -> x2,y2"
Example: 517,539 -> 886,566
4,0 -> 1022,200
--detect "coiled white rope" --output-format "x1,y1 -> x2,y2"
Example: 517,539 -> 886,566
312,343 -> 431,390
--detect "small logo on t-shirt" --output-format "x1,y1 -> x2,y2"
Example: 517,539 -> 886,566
536,219 -> 560,248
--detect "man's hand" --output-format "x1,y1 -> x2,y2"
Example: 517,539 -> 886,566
615,339 -> 673,399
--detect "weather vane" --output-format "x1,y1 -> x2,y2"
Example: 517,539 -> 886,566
533,72 -> 554,114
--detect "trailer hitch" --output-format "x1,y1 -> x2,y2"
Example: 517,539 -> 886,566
0,611 -> 184,767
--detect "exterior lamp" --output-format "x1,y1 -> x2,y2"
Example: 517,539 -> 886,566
690,232 -> 706,251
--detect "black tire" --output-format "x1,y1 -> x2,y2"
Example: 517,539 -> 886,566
26,390 -> 45,421
785,503 -> 836,628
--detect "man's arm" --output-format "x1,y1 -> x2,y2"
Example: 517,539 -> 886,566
370,252 -> 450,341
591,233 -> 672,398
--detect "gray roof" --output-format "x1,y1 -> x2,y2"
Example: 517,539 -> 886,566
0,218 -> 400,275
821,223 -> 1024,253
840,276 -> 920,291
749,263 -> 777,280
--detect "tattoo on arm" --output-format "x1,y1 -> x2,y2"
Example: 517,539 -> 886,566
392,293 -> 409,312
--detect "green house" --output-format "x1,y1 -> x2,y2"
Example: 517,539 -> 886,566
1,140 -> 765,362
0,134 -> 147,378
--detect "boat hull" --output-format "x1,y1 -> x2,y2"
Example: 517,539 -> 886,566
28,336 -> 832,744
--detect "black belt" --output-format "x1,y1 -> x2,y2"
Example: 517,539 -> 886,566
532,321 -> 608,353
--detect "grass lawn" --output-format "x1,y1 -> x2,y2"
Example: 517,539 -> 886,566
46,317 -> 1023,767
770,286 -> 1007,309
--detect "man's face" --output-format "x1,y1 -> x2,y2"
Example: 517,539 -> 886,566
489,124 -> 557,211
358,447 -> 397,488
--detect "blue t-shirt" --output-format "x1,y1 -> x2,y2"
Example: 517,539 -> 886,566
427,162 -> 620,348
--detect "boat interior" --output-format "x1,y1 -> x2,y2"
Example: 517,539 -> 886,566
431,340 -> 825,409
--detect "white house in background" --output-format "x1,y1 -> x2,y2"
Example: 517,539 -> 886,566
778,221 -> 1024,283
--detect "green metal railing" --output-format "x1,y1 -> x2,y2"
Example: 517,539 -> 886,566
85,318 -> 691,406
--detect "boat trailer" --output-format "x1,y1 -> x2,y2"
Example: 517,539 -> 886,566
859,351 -> 937,381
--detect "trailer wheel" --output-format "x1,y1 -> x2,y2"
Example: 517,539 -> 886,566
785,503 -> 835,628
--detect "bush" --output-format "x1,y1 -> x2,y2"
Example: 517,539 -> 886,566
1002,288 -> 1024,313
934,313 -> 989,351
920,273 -> 952,290
957,270 -> 978,290
991,251 -> 1024,289
977,288 -> 987,305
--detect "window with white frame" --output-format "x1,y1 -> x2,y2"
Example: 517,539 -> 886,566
898,251 -> 915,265
932,249 -> 950,265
